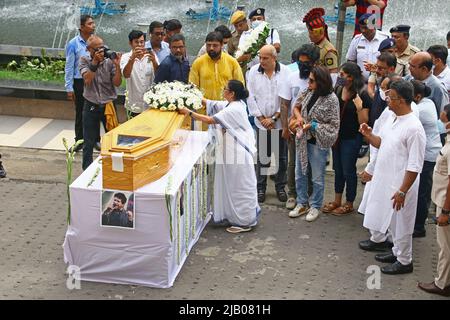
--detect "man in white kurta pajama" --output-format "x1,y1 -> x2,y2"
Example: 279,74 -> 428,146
359,102 -> 420,246
359,80 -> 426,275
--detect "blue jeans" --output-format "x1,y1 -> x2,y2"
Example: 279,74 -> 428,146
82,100 -> 106,170
295,142 -> 328,209
332,135 -> 362,202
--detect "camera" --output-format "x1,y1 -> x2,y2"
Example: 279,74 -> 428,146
102,45 -> 117,60
144,45 -> 152,53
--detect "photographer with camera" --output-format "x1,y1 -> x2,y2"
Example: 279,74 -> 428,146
79,35 -> 122,170
120,30 -> 158,118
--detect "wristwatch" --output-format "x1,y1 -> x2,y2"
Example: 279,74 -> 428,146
442,209 -> 450,215
397,190 -> 406,198
271,115 -> 277,122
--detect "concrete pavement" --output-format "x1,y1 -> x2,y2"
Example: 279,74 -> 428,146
0,146 -> 447,300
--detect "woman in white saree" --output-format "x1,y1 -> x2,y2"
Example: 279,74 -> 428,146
178,80 -> 260,233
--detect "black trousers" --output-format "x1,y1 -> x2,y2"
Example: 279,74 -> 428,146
73,79 -> 85,143
255,129 -> 288,192
82,100 -> 106,170
414,161 -> 436,233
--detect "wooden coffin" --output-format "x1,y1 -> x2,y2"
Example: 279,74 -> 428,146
101,109 -> 191,191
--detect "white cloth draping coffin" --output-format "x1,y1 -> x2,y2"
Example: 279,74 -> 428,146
363,112 -> 426,238
63,131 -> 211,288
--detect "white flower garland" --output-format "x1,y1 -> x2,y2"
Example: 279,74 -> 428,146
191,165 -> 196,238
234,21 -> 270,60
184,178 -> 189,256
176,188 -> 181,265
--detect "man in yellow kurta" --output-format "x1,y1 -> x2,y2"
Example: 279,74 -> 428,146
190,31 -> 244,129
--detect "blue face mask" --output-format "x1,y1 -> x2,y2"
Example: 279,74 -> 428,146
251,20 -> 263,29
336,76 -> 348,87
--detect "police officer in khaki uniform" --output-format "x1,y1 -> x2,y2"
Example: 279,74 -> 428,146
227,11 -> 250,58
418,105 -> 450,297
302,8 -> 339,81
390,25 -> 420,71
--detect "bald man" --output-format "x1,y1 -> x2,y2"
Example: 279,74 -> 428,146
247,45 -> 291,203
79,35 -> 122,170
409,52 -> 449,130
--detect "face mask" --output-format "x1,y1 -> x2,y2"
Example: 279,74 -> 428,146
251,20 -> 262,29
379,89 -> 386,101
336,76 -> 348,87
298,62 -> 313,79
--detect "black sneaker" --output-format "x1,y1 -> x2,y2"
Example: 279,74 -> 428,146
258,191 -> 266,203
413,229 -> 426,238
70,143 -> 83,153
0,161 -> 6,178
276,189 -> 288,202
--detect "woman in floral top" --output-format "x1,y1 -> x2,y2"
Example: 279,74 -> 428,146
288,66 -> 340,222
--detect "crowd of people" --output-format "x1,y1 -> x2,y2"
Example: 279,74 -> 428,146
63,2 -> 450,296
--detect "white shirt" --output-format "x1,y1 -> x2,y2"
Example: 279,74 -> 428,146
346,30 -> 389,80
239,28 -> 281,71
120,51 -> 155,113
436,65 -> 450,94
278,70 -> 309,116
247,63 -> 290,130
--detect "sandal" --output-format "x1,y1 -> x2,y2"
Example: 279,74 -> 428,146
331,203 -> 355,216
321,201 -> 341,213
226,226 -> 252,234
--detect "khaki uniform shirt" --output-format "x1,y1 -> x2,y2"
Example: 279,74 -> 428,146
227,31 -> 241,57
316,38 -> 339,71
395,44 -> 420,74
432,136 -> 450,208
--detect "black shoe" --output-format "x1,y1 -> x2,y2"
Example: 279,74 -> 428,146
0,161 -> 6,178
381,261 -> 413,275
375,252 -> 397,263
276,189 -> 288,202
413,229 -> 426,238
359,239 -> 392,252
70,143 -> 83,153
258,191 -> 266,203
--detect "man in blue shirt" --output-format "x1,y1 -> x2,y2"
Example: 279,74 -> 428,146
145,21 -> 170,65
65,15 -> 95,152
154,34 -> 190,84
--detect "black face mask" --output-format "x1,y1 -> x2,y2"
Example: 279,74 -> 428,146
298,61 -> 313,79
208,50 -> 221,59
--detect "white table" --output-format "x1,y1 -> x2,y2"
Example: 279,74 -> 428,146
63,131 -> 212,288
